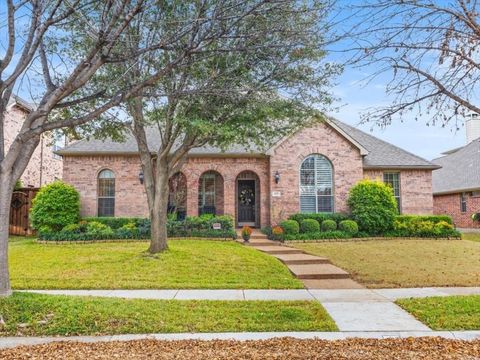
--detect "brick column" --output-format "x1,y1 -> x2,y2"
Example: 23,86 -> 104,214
186,174 -> 199,217
223,174 -> 236,221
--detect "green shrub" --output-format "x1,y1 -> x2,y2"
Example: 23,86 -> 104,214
434,221 -> 454,231
389,216 -> 460,238
86,221 -> 114,237
30,181 -> 80,232
321,219 -> 337,232
347,179 -> 398,234
284,231 -> 351,241
338,220 -> 359,235
280,220 -> 300,235
395,215 -> 453,225
289,213 -> 350,224
83,217 -> 144,229
61,223 -> 82,234
300,219 -> 320,233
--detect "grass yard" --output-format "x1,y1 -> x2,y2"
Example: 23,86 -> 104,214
462,232 -> 480,242
397,295 -> 480,330
0,292 -> 337,336
9,237 -> 302,289
292,239 -> 480,288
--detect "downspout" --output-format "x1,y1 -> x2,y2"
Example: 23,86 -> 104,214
39,135 -> 44,186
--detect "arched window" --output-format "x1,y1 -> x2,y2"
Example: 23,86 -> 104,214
300,154 -> 333,213
98,169 -> 115,217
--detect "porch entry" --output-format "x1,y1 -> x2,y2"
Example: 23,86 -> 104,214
236,171 -> 260,227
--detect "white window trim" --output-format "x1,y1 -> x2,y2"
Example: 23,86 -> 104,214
199,173 -> 216,208
299,154 -> 334,213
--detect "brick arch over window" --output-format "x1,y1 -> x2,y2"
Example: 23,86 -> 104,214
299,154 -> 334,213
98,169 -> 115,217
198,170 -> 224,216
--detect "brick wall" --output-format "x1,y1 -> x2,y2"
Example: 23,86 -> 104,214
64,154 -> 270,226
181,156 -> 270,227
434,192 -> 480,228
268,121 -> 364,224
5,104 -> 62,187
364,169 -> 434,214
63,155 -> 148,217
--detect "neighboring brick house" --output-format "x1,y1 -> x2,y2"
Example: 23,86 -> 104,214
58,118 -> 439,227
5,96 -> 63,187
432,138 -> 480,229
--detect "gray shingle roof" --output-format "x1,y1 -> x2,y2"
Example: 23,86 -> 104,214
59,127 -> 266,156
58,119 -> 438,169
432,139 -> 480,194
330,119 -> 438,169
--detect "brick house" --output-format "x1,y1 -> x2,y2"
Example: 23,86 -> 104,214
57,118 -> 439,227
5,96 -> 63,187
433,137 -> 480,229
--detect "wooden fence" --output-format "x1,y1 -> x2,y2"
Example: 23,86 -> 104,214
9,188 -> 39,236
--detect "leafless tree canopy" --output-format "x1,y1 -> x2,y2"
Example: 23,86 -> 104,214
338,0 -> 480,129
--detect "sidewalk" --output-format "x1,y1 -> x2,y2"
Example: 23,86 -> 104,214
21,287 -> 480,333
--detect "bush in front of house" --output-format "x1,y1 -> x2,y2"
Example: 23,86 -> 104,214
347,179 -> 398,235
284,230 -> 351,241
338,220 -> 359,235
289,213 -> 350,224
39,214 -> 236,241
280,220 -> 300,235
300,219 -> 320,233
387,215 -> 460,238
321,219 -> 337,232
30,181 -> 80,232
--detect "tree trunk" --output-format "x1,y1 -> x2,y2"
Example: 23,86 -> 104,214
0,172 -> 14,297
148,164 -> 169,254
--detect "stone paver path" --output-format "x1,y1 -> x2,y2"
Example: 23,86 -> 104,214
240,230 -> 363,289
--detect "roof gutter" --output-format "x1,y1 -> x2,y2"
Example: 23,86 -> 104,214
433,186 -> 480,196
363,164 -> 442,170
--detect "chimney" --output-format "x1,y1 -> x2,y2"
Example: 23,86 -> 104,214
466,113 -> 480,144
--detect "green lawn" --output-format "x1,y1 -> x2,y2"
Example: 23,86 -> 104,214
9,237 -> 302,289
397,295 -> 480,330
0,292 -> 337,335
292,239 -> 480,288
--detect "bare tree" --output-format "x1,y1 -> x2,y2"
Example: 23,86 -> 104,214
338,0 -> 480,128
0,0 -> 208,296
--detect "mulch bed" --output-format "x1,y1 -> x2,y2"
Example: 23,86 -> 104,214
1,337 -> 479,359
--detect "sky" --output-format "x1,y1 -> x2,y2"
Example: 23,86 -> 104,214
325,1 -> 468,161
328,69 -> 467,161
0,1 -> 469,160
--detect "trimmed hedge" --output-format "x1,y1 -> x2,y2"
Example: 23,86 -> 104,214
388,216 -> 460,238
321,219 -> 337,232
339,220 -> 359,235
395,215 -> 453,225
280,220 -> 300,235
39,215 -> 236,241
300,219 -> 320,233
289,213 -> 350,224
284,231 -> 351,241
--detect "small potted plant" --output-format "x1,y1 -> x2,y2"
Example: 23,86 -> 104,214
241,225 -> 253,242
271,225 -> 284,242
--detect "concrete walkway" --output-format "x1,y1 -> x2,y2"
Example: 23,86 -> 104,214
22,287 -> 480,333
1,330 -> 480,349
240,230 -> 364,289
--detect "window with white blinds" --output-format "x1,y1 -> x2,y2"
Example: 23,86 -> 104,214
300,154 -> 333,213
